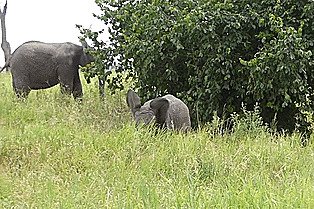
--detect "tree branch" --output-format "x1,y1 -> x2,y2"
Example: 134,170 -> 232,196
0,0 -> 11,71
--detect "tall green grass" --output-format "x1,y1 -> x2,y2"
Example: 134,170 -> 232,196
0,72 -> 313,208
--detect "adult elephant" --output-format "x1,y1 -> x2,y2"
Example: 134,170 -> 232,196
4,41 -> 93,99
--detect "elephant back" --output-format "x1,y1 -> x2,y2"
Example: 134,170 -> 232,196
11,41 -> 85,69
10,42 -> 60,72
161,94 -> 191,131
12,41 -> 58,56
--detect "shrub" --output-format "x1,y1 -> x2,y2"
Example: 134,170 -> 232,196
79,0 -> 314,135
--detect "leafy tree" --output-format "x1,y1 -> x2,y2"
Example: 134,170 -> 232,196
80,0 -> 313,139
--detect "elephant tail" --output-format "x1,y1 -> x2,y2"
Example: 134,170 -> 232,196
0,55 -> 11,72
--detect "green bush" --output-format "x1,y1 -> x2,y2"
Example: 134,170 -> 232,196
80,0 -> 314,134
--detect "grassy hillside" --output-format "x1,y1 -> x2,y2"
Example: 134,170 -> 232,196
0,72 -> 313,208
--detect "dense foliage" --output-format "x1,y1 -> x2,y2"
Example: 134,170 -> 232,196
80,0 -> 314,133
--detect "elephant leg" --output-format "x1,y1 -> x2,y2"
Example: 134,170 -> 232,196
59,70 -> 74,96
72,71 -> 83,100
14,87 -> 30,99
60,82 -> 73,95
12,77 -> 30,99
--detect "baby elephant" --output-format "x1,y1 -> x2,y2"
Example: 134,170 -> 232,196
126,89 -> 191,132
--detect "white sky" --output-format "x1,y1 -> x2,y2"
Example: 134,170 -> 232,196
0,0 -> 105,66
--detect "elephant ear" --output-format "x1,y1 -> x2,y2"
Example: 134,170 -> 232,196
150,98 -> 169,125
79,39 -> 90,49
126,89 -> 141,116
78,39 -> 94,66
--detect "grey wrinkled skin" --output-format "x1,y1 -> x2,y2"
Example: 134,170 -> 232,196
7,41 -> 93,99
126,89 -> 191,132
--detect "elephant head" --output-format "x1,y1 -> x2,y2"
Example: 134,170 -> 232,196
126,89 -> 191,131
79,39 -> 94,66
